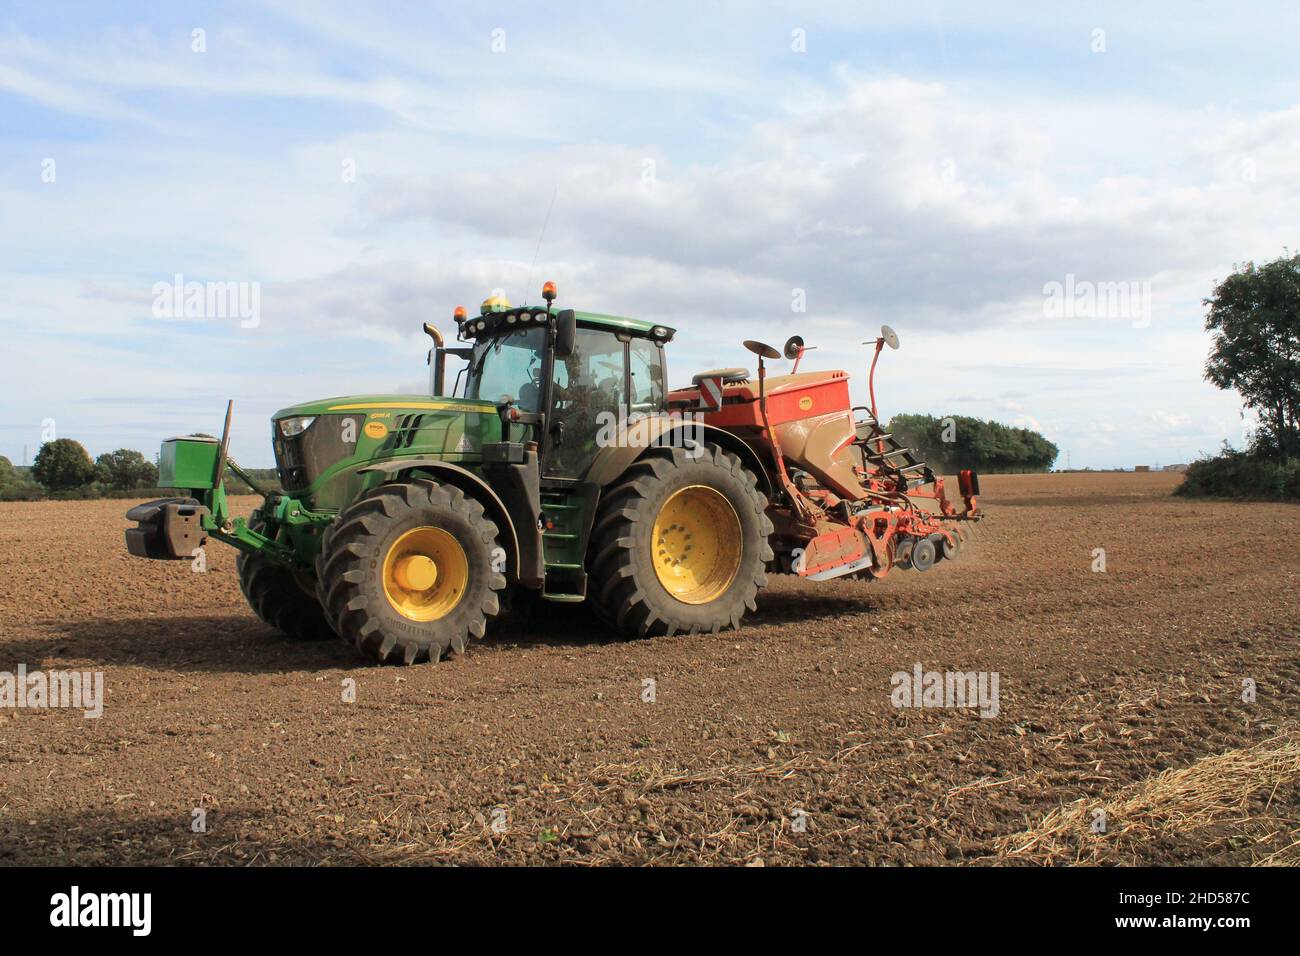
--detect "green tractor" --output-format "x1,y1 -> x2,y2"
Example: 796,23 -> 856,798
125,284 -> 775,664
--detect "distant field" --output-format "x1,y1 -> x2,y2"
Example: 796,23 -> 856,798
1,471 -> 1297,865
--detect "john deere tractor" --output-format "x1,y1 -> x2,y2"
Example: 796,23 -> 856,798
126,283 -> 978,665
125,284 -> 777,664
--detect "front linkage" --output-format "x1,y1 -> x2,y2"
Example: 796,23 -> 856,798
125,402 -> 326,571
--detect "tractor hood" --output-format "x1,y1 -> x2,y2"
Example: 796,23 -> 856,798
269,394 -> 503,509
271,394 -> 499,420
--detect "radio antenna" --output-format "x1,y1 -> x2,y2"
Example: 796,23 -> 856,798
523,184 -> 558,305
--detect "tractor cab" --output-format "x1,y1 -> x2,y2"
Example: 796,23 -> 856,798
429,285 -> 674,481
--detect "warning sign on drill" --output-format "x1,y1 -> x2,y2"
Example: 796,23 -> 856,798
698,376 -> 724,411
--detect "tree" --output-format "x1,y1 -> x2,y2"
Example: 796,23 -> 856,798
886,413 -> 1058,473
0,455 -> 12,482
1203,252 -> 1300,461
31,438 -> 97,490
94,448 -> 159,490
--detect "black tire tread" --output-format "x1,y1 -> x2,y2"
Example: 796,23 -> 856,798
316,479 -> 505,665
587,445 -> 773,638
236,515 -> 335,641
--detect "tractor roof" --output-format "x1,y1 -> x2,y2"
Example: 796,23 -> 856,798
465,303 -> 674,341
573,310 -> 672,337
475,287 -> 672,338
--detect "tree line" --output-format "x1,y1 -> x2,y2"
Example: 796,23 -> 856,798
885,414 -> 1059,474
0,438 -> 276,501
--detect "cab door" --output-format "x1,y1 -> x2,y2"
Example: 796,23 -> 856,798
544,328 -> 627,479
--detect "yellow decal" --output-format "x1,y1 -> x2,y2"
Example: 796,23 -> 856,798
327,401 -> 497,413
798,396 -> 814,411
364,420 -> 389,439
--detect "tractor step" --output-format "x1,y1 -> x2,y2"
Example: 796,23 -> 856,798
543,562 -> 587,601
539,483 -> 599,590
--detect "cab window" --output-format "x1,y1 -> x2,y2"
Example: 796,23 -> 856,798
546,328 -> 626,478
465,327 -> 546,412
628,337 -> 664,412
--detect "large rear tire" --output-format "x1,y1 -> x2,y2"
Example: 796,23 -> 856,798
316,480 -> 505,665
236,516 -> 335,641
588,445 -> 773,638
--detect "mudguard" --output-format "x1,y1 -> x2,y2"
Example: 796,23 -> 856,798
584,418 -> 774,497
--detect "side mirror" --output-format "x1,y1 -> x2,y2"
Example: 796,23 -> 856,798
555,309 -> 577,358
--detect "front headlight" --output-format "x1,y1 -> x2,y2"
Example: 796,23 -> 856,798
278,416 -> 316,438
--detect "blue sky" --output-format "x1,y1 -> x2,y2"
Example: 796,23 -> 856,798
2,1 -> 1298,469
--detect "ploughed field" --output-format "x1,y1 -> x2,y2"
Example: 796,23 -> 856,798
1,472 -> 1297,866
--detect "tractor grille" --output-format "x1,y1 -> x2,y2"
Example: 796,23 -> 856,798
390,414 -> 426,449
272,414 -> 360,492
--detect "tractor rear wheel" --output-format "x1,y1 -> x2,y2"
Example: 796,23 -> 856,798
588,445 -> 773,638
317,480 -> 505,665
236,516 -> 335,640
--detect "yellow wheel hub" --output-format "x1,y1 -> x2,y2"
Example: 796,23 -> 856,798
651,485 -> 742,605
382,527 -> 468,621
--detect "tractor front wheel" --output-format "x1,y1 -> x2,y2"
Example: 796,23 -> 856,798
236,516 -> 335,640
588,445 -> 773,638
316,480 -> 505,665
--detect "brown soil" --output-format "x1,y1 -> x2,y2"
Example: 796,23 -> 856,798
1,472 -> 1297,866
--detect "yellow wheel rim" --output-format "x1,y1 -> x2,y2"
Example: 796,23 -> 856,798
651,485 -> 742,605
382,526 -> 468,621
